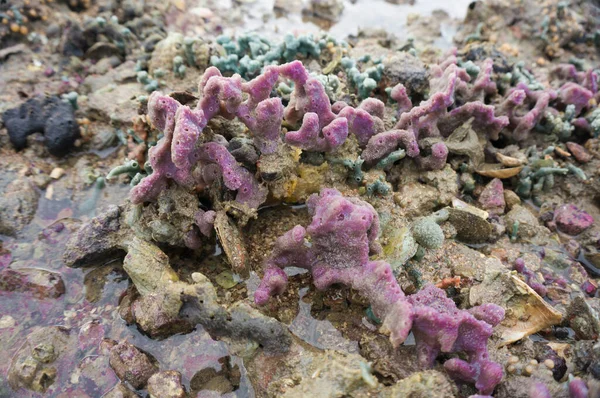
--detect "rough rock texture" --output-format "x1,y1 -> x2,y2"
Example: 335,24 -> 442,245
8,326 -> 75,393
554,204 -> 594,236
107,340 -> 159,389
0,268 -> 65,299
380,370 -> 457,398
478,178 -> 505,215
0,179 -> 40,236
147,370 -> 186,398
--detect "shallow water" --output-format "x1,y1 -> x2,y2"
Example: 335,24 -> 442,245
174,0 -> 473,42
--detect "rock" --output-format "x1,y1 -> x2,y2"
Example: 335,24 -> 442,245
478,178 -> 505,215
567,296 -> 600,340
505,205 -> 545,241
149,32 -> 184,75
87,82 -> 145,125
394,183 -> 442,217
554,204 -> 594,236
2,96 -> 80,156
470,265 -> 563,346
78,320 -> 106,352
131,292 -> 194,338
190,356 -> 240,394
8,326 -> 74,393
0,179 -> 40,236
103,382 -> 140,398
278,350 -> 378,397
495,373 -> 565,398
359,335 -> 420,382
380,370 -> 457,397
447,206 -> 493,244
306,0 -> 345,22
147,370 -> 186,398
503,189 -> 521,211
573,340 -> 600,376
63,205 -> 125,268
83,61 -> 139,92
77,355 -> 120,395
0,268 -> 65,298
567,142 -> 593,163
382,52 -> 429,96
107,340 -> 159,389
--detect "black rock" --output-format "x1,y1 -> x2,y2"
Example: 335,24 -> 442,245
2,96 -> 80,156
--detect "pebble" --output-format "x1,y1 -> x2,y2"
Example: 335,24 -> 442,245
50,167 -> 66,179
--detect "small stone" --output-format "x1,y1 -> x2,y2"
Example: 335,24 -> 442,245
503,190 -> 521,211
581,280 -> 597,297
108,340 -> 159,389
0,315 -> 16,328
147,370 -> 186,398
478,178 -> 505,215
50,168 -> 65,179
508,356 -> 520,364
554,204 -> 594,235
215,270 -> 238,289
566,142 -> 593,163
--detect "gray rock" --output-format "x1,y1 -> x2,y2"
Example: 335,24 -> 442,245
382,52 -> 429,96
0,179 -> 40,236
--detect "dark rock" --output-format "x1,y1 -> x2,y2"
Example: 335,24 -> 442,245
0,268 -> 65,299
229,137 -> 259,168
2,96 -> 80,156
61,22 -> 86,57
381,52 -> 429,97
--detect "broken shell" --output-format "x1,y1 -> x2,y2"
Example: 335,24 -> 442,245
475,165 -> 524,179
214,211 -> 249,276
554,146 -> 571,158
451,198 -> 489,219
470,269 -> 563,346
495,153 -> 525,167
